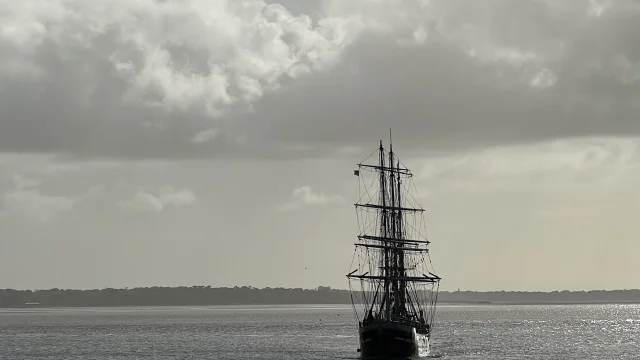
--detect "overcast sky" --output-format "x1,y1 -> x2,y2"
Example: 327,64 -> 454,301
1,0 -> 640,291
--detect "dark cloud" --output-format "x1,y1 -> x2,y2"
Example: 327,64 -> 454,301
1,0 -> 640,160
251,2 -> 640,156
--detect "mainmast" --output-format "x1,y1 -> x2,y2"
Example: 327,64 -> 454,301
378,139 -> 391,320
388,132 -> 401,318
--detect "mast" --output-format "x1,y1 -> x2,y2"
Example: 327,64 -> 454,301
378,139 -> 391,320
397,157 -> 406,316
388,130 -> 400,318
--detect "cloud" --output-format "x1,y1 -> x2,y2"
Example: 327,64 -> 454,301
190,128 -> 220,144
1,174 -> 78,222
416,136 -> 640,192
117,185 -> 196,212
0,0 -> 356,158
234,0 -> 640,157
276,185 -> 344,211
1,0 -> 640,159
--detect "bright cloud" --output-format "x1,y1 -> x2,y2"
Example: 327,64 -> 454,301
276,185 -> 344,211
117,185 -> 196,212
1,174 -> 77,223
417,136 -> 640,192
0,0 -> 353,115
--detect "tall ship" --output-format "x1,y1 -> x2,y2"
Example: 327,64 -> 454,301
347,133 -> 441,358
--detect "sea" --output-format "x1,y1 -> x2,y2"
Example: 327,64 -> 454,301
0,304 -> 638,359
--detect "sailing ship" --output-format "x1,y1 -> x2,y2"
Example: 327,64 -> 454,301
347,133 -> 441,359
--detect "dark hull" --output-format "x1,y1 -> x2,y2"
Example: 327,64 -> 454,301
358,321 -> 429,359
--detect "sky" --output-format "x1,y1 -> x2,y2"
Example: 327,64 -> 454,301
1,0 -> 640,291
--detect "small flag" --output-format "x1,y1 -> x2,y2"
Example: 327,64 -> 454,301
354,170 -> 360,176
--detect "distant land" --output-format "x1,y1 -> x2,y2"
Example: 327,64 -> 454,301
2,286 -> 640,308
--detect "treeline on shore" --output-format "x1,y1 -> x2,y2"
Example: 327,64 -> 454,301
2,286 -> 640,307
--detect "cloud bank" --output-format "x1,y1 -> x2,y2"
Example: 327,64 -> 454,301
0,0 -> 355,158
417,136 -> 640,191
1,0 -> 640,159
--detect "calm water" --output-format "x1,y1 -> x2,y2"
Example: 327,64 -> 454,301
0,304 -> 638,359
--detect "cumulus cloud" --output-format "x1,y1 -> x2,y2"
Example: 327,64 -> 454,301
117,185 -> 196,212
0,0 -> 356,158
1,174 -> 77,223
1,0 -> 640,159
276,185 -> 344,211
1,0 -> 352,107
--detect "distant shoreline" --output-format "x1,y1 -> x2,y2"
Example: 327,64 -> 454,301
2,286 -> 640,308
4,301 -> 640,309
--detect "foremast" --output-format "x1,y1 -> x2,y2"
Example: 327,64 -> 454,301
348,133 -> 440,333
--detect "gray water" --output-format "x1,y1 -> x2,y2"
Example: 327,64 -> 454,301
0,304 -> 638,359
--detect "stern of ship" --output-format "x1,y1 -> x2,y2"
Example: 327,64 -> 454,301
358,321 -> 429,359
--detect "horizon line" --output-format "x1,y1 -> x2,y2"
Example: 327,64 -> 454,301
3,286 -> 640,293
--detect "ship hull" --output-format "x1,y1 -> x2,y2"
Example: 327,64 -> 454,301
358,321 -> 429,359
